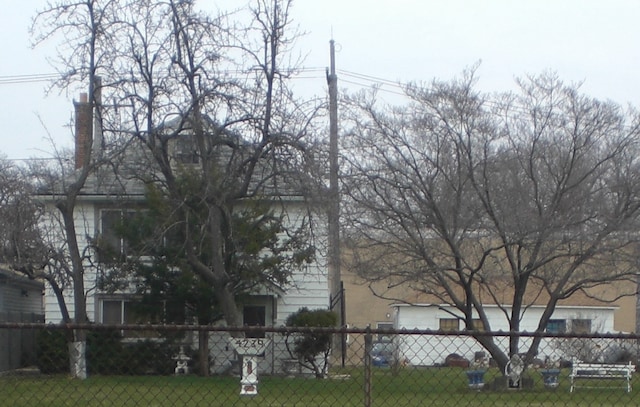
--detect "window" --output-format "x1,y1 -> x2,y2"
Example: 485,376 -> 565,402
100,209 -> 135,260
570,319 -> 592,334
100,298 -> 157,338
470,319 -> 485,331
173,135 -> 199,164
439,318 -> 460,332
100,209 -> 151,261
545,319 -> 567,334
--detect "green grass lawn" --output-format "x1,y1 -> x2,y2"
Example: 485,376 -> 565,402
0,367 -> 637,406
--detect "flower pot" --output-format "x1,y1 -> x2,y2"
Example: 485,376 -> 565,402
540,369 -> 560,389
465,370 -> 486,389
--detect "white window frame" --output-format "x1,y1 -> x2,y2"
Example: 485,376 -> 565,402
98,296 -> 159,339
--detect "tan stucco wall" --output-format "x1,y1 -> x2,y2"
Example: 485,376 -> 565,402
342,268 -> 638,334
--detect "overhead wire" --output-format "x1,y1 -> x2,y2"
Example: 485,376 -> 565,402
0,73 -> 60,85
0,67 -> 329,86
2,67 -> 635,134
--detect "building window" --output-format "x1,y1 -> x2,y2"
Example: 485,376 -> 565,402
439,318 -> 460,332
545,319 -> 567,334
100,209 -> 136,260
570,319 -> 592,334
173,135 -> 199,164
470,319 -> 485,331
100,298 -> 157,338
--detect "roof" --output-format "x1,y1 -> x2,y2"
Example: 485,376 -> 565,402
0,266 -> 44,291
390,303 -> 618,311
36,131 -> 324,204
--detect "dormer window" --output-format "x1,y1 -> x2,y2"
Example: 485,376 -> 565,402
173,134 -> 199,165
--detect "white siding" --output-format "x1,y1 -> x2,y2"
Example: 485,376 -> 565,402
393,304 -> 616,366
43,200 -> 100,323
43,199 -> 329,326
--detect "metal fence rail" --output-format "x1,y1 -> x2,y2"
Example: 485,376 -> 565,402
0,323 -> 638,406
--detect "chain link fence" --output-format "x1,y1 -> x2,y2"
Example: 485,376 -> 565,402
0,323 -> 638,406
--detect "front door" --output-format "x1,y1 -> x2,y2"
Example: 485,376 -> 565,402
243,305 -> 266,338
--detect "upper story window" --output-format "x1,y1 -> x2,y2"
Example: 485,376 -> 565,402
100,209 -> 137,261
173,135 -> 199,165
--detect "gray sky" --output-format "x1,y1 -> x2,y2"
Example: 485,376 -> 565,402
2,0 -> 639,160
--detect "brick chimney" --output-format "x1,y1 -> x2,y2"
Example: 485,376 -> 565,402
74,92 -> 92,169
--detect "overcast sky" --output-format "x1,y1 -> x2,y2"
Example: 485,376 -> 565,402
1,0 -> 639,161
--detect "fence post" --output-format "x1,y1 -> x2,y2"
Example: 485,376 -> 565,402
364,326 -> 372,407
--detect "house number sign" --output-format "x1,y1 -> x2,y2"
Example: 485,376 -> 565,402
229,337 -> 271,396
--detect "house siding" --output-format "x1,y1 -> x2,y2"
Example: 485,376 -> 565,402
42,197 -> 329,327
0,278 -> 43,318
0,270 -> 44,373
393,304 -> 617,366
43,200 -> 100,323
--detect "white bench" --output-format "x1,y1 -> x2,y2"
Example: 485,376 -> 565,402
569,361 -> 635,393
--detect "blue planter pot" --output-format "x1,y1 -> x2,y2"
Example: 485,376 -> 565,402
540,369 -> 560,388
465,370 -> 486,389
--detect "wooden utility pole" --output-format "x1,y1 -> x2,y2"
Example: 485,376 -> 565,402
327,40 -> 345,365
327,39 -> 340,301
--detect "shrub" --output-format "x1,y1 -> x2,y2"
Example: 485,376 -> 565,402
36,329 -> 69,374
285,308 -> 337,378
86,329 -> 125,374
36,328 -> 177,375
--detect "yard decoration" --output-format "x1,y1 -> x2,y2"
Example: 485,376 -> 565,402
172,347 -> 191,375
229,337 -> 271,396
505,354 -> 524,389
540,368 -> 561,388
539,356 -> 561,389
465,352 -> 488,389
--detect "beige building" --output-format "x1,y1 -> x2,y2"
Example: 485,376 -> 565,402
342,260 -> 638,334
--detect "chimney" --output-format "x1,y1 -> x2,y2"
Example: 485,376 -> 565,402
74,92 -> 92,169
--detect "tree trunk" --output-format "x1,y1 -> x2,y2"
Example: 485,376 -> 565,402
59,201 -> 89,379
216,285 -> 242,329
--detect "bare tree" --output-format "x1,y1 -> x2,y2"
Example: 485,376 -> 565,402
0,158 -> 75,325
342,69 -> 640,372
0,160 -> 42,266
102,0 -> 321,329
31,0 -> 118,379
32,0 -> 324,378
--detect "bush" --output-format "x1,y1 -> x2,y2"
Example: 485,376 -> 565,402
124,341 -> 179,375
86,329 -> 125,374
36,328 -> 178,375
36,329 -> 69,374
285,308 -> 337,378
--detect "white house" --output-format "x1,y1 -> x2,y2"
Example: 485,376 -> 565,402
38,93 -> 330,374
392,303 -> 618,366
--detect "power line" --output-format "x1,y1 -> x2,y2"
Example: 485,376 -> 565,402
0,73 -> 61,85
338,69 -> 404,88
0,67 -> 329,86
3,68 -> 631,130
